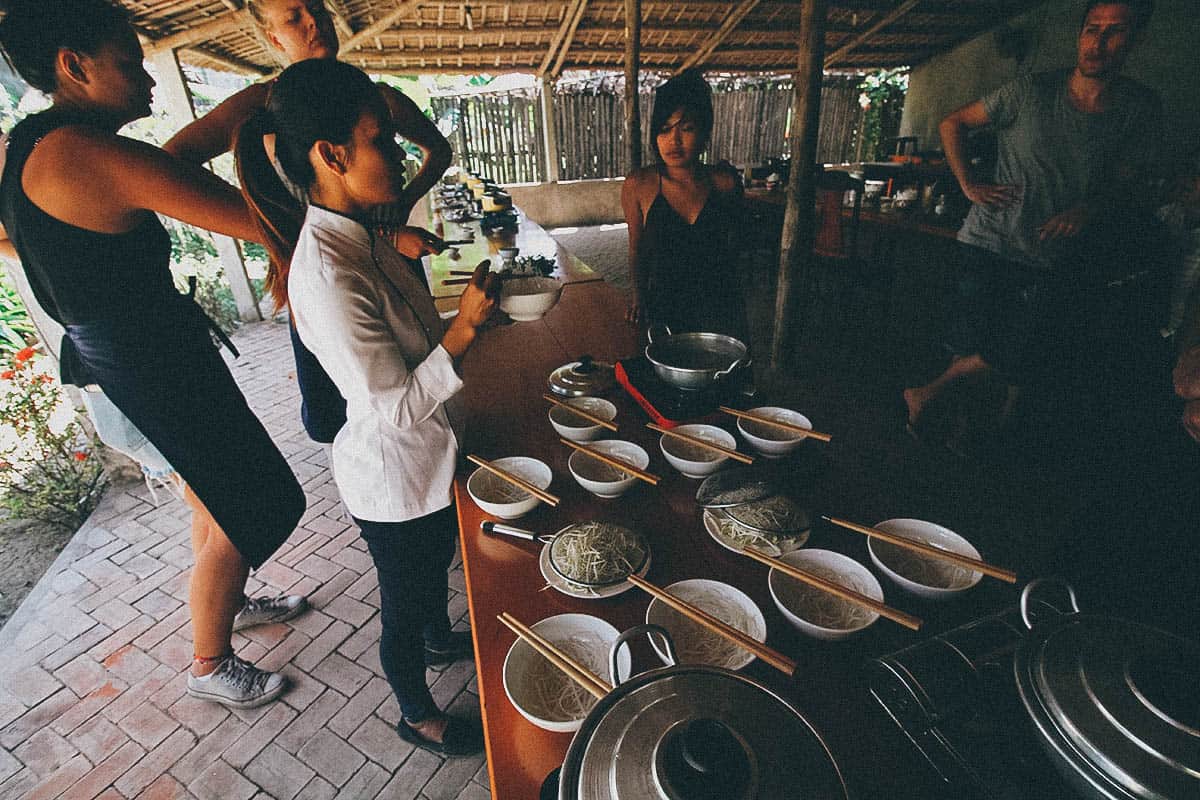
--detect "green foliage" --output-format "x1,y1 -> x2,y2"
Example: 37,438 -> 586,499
0,349 -> 106,528
857,68 -> 909,162
0,272 -> 35,356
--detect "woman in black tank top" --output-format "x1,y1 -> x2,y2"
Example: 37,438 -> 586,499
623,69 -> 748,341
0,0 -> 305,711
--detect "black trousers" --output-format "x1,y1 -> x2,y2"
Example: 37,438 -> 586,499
353,505 -> 457,722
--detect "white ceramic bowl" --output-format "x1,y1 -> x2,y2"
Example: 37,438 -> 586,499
548,397 -> 618,442
659,424 -> 737,479
502,613 -> 628,732
500,276 -> 563,322
568,440 -> 648,499
466,456 -> 552,520
645,579 -> 766,671
769,549 -> 883,640
868,518 -> 983,600
735,407 -> 813,459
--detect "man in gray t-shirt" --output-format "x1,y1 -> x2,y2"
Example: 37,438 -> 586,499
904,0 -> 1161,431
957,69 -> 1161,268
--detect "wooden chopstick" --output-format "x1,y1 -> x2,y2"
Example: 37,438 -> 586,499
740,546 -> 923,631
646,423 -> 754,465
559,438 -> 660,486
626,574 -> 795,676
542,394 -> 618,431
823,516 -> 1018,584
718,406 -> 833,443
497,612 -> 610,700
448,269 -> 477,276
467,455 -> 560,507
441,277 -> 475,286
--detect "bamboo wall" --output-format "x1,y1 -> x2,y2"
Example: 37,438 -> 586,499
432,75 -> 867,185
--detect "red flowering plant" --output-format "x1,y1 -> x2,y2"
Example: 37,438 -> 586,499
0,346 -> 105,527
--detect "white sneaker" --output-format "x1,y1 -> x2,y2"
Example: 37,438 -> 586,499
231,594 -> 308,632
187,654 -> 287,709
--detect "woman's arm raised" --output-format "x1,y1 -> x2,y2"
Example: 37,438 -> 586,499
24,126 -> 264,244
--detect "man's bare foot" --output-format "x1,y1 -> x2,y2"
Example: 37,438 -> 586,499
903,387 -> 929,426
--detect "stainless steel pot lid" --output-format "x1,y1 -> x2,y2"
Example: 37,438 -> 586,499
549,356 -> 615,397
563,666 -> 847,799
724,495 -> 810,536
1015,582 -> 1200,800
695,469 -> 777,508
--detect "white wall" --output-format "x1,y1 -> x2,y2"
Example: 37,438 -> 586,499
900,0 -> 1200,158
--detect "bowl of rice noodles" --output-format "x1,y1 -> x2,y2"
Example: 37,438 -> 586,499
503,613 -> 630,732
867,518 -> 983,600
645,579 -> 766,670
466,456 -> 553,519
547,521 -> 649,589
769,549 -> 883,640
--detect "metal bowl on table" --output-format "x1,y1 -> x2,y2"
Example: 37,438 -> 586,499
644,325 -> 749,391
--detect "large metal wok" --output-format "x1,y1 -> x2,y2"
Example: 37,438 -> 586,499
644,325 -> 749,391
547,624 -> 849,800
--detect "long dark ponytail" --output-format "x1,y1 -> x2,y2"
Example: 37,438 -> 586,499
234,59 -> 387,311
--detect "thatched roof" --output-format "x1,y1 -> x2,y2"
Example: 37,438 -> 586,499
128,0 -> 1042,77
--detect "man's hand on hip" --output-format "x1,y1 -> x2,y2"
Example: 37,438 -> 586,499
963,182 -> 1020,209
1038,205 -> 1091,241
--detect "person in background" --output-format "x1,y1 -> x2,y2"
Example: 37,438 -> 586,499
0,0 -> 306,709
902,0 -> 1162,440
236,59 -> 496,756
1157,151 -> 1200,340
623,68 -> 749,341
1168,156 -> 1200,441
164,0 -> 453,446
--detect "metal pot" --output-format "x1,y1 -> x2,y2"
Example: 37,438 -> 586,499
556,624 -> 848,800
644,326 -> 749,391
1013,579 -> 1200,800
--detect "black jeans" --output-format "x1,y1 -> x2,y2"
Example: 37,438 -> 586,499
353,505 -> 457,723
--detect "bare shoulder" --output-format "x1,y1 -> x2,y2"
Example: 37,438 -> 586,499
623,166 -> 659,201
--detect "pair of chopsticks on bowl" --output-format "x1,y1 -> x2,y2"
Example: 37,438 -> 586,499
497,612 -> 610,699
738,546 -> 924,631
467,455 -> 560,507
823,516 -> 1018,584
718,407 -> 833,443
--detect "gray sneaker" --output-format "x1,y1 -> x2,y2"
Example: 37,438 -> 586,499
186,654 -> 287,709
232,594 -> 308,632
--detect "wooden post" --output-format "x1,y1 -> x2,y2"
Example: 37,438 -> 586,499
623,0 -> 642,173
540,74 -> 561,183
147,48 -> 261,323
770,0 -> 827,369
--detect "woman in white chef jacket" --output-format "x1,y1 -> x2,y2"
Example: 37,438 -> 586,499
236,59 -> 497,757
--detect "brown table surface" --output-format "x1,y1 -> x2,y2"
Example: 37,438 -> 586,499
437,251 -> 1035,796
425,208 -> 600,314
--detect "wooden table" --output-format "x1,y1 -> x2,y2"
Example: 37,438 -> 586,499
438,242 -> 1041,796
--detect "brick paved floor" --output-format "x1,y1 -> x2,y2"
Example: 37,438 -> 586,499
0,319 -> 490,800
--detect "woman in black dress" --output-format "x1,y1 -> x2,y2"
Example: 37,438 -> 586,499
0,0 -> 305,709
623,69 -> 748,341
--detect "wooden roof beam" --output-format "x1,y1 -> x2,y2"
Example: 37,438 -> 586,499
539,0 -> 588,75
180,45 -> 272,75
552,0 -> 590,76
824,0 -> 921,68
341,0 -> 422,53
144,9 -> 250,55
678,0 -> 762,72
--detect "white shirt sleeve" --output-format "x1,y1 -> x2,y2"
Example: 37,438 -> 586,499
292,260 -> 463,433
